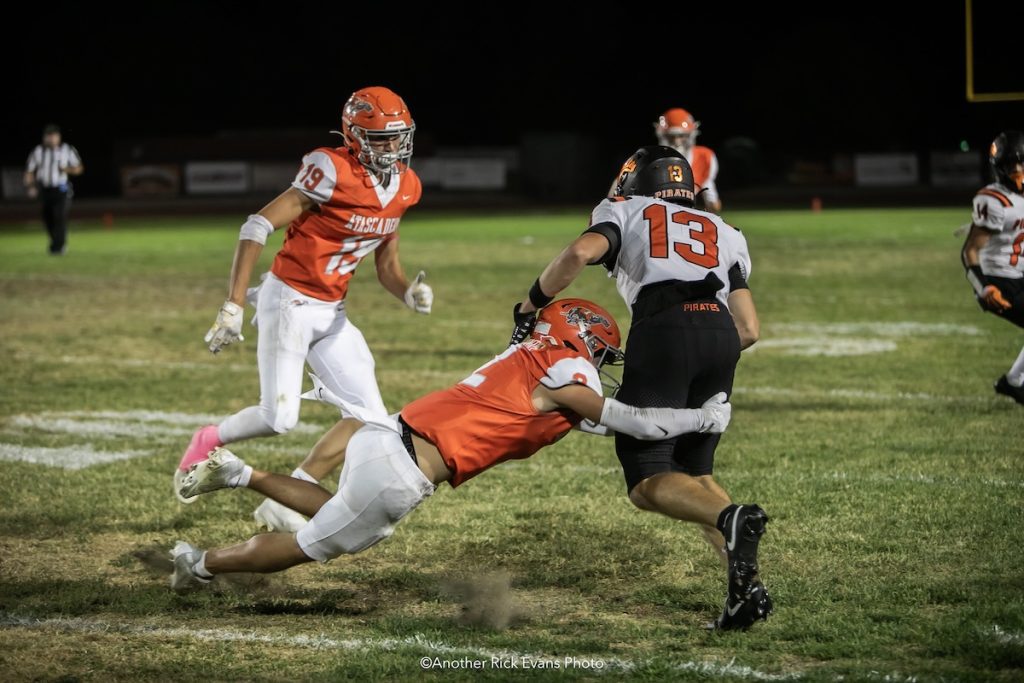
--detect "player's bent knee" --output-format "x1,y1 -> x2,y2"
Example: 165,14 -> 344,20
260,400 -> 301,434
628,484 -> 655,511
317,525 -> 396,560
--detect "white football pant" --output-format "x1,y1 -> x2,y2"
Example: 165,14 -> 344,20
296,423 -> 435,561
217,273 -> 386,443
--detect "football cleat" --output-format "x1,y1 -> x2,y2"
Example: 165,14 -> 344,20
170,540 -> 212,592
721,504 -> 770,609
712,579 -> 773,631
254,498 -> 307,533
995,375 -> 1024,405
177,448 -> 246,500
175,425 -> 222,504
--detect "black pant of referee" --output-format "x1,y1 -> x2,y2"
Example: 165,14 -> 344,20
40,185 -> 72,254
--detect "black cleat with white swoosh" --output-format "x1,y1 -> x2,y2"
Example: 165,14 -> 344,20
713,579 -> 773,631
715,504 -> 772,631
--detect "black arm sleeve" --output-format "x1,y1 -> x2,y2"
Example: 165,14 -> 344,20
728,263 -> 749,291
582,221 -> 621,271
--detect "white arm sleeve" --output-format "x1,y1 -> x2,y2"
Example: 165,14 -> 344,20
599,398 -> 707,440
291,151 -> 338,204
26,147 -> 40,172
577,419 -> 611,436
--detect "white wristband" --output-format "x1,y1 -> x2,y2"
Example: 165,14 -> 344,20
239,214 -> 275,245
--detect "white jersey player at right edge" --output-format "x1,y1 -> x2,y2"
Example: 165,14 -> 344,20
510,145 -> 770,631
961,130 -> 1024,405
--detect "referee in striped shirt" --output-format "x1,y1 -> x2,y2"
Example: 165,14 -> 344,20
24,124 -> 83,255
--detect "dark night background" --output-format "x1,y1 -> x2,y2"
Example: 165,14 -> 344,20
5,3 -> 1022,200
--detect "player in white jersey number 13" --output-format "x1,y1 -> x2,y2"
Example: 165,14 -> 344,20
511,145 -> 770,630
961,130 -> 1024,405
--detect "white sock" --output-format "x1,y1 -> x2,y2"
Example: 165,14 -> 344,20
291,467 -> 318,483
193,551 -> 214,580
217,406 -> 277,443
229,465 -> 254,489
1007,346 -> 1024,387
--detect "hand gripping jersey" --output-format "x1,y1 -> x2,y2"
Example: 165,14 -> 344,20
400,342 -> 602,487
973,183 -> 1024,279
271,146 -> 423,301
590,196 -> 751,310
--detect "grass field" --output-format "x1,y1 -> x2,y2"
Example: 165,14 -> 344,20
1,207 -> 1022,682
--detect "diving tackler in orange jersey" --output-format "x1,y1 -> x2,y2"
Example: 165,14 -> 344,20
175,87 -> 433,535
170,298 -> 733,589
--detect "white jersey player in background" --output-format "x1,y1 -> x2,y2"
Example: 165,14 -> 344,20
961,130 -> 1024,404
511,145 -> 770,631
175,86 -> 434,531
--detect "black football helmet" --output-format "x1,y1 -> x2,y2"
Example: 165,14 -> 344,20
990,130 -> 1024,193
613,145 -> 696,206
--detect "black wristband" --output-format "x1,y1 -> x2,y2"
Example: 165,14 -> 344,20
968,265 -> 987,285
528,279 -> 554,310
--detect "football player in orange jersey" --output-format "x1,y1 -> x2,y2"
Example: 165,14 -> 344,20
169,299 -> 733,600
654,109 -> 722,212
174,86 -> 434,533
609,109 -> 723,212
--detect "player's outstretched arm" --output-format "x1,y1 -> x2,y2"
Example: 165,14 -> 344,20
535,384 -> 731,439
517,232 -> 611,314
374,238 -> 432,313
205,188 -> 313,353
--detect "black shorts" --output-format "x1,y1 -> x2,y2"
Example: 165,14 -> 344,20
615,300 -> 740,491
987,275 -> 1024,328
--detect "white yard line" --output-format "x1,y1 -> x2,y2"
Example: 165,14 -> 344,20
770,322 -> 982,337
6,416 -> 194,439
752,337 -> 898,356
991,625 -> 1024,645
732,385 -> 991,404
55,354 -> 250,372
0,410 -> 324,469
5,411 -> 321,435
0,443 -> 149,469
0,613 -> 801,680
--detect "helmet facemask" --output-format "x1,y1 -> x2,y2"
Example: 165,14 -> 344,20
584,329 -> 625,395
349,125 -> 415,175
657,130 -> 696,157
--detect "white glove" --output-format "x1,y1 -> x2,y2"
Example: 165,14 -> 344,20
403,270 -> 433,314
699,392 -> 732,434
204,301 -> 244,353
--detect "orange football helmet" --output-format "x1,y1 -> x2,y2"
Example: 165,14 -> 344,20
654,108 -> 700,156
340,86 -> 415,174
533,298 -> 624,369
